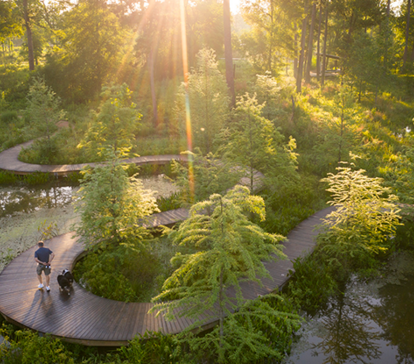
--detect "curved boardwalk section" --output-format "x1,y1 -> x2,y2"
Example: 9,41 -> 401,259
0,140 -> 188,175
0,207 -> 334,346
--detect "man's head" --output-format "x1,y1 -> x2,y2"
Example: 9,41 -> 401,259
38,241 -> 44,247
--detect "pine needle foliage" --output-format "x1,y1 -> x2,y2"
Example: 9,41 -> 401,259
73,154 -> 159,251
26,78 -> 65,160
152,185 -> 288,362
172,149 -> 242,204
173,48 -> 230,154
318,163 -> 402,269
77,83 -> 141,161
219,93 -> 297,192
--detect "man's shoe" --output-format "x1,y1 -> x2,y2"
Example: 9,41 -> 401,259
46,286 -> 50,292
38,284 -> 44,289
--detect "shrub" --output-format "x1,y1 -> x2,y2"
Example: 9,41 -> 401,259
0,324 -> 75,364
0,110 -> 18,124
286,255 -> 338,312
0,171 -> 18,185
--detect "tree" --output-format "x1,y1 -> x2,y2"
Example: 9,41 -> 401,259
172,149 -> 242,204
319,164 -> 401,269
174,48 -> 230,154
74,155 -> 159,250
0,1 -> 22,46
152,186 -> 298,363
43,0 -> 124,102
78,84 -> 141,161
220,93 -> 297,192
26,78 -> 65,155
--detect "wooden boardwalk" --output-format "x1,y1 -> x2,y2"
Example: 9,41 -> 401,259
0,206 -> 334,346
0,139 -> 331,345
0,140 -> 189,175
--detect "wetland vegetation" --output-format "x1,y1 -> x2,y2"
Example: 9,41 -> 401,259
2,0 -> 414,362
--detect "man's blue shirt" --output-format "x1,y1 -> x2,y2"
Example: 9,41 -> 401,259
35,247 -> 53,263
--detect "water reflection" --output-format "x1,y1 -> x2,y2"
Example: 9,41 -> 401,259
0,183 -> 76,218
286,272 -> 414,364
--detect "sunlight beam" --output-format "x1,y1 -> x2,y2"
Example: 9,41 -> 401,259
179,0 -> 194,200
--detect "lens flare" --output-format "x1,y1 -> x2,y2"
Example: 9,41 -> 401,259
179,0 -> 194,200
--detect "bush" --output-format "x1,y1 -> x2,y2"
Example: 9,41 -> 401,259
0,110 -> 18,124
0,324 -> 75,364
0,171 -> 18,185
286,255 -> 338,312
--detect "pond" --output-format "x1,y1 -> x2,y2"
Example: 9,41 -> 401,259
0,175 -> 179,272
285,253 -> 414,364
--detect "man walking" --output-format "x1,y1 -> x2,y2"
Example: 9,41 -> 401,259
34,241 -> 55,292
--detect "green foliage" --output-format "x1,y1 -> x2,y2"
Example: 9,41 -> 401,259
156,192 -> 182,212
172,149 -> 242,204
74,246 -> 139,302
118,331 -> 187,364
260,174 -> 324,235
152,186 -> 287,363
78,84 -> 141,161
42,1 -> 124,103
0,110 -> 18,124
380,142 -> 414,204
0,324 -> 75,364
37,220 -> 58,240
26,78 -> 65,140
74,155 -> 159,250
0,171 -> 18,185
0,171 -> 52,185
220,93 -> 297,192
21,171 -> 50,185
318,164 -> 402,270
185,294 -> 302,363
287,255 -> 338,312
74,235 -> 178,303
173,48 -> 230,154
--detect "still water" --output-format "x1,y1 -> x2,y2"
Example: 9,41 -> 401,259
0,182 -> 76,218
286,254 -> 414,364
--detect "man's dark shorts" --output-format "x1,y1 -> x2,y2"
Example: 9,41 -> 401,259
37,264 -> 51,276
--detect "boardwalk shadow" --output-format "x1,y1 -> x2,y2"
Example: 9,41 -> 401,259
24,289 -> 56,326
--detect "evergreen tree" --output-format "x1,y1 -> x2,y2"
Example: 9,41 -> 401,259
152,185 -> 294,363
174,48 -> 230,154
220,93 -> 297,192
74,155 -> 158,251
26,78 -> 65,157
78,83 -> 141,161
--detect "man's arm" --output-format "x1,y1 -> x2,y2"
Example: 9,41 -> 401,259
48,252 -> 55,265
35,257 -> 47,265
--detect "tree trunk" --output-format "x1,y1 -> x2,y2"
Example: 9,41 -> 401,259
223,0 -> 235,107
296,1 -> 309,93
294,24 -> 298,79
148,49 -> 158,128
23,0 -> 35,71
267,0 -> 274,72
321,2 -> 329,88
403,0 -> 412,70
316,2 -> 323,80
305,2 -> 316,83
384,0 -> 391,70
